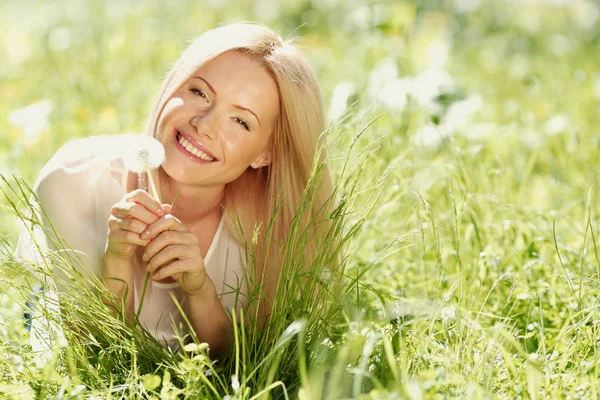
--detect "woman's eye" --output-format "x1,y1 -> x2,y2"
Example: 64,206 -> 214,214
234,118 -> 250,131
190,88 -> 208,101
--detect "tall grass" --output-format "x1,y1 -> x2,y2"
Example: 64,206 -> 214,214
0,116 -> 397,398
3,0 -> 600,397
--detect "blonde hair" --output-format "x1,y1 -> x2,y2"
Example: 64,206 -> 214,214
144,22 -> 335,321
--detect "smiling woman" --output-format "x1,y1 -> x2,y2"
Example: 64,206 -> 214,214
15,22 -> 337,358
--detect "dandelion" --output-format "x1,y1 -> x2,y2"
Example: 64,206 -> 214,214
121,135 -> 165,321
121,134 -> 165,199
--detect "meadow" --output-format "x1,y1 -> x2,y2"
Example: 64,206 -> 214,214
1,0 -> 600,398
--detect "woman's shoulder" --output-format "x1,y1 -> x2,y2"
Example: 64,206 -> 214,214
47,134 -> 130,169
37,134 -> 140,188
32,134 -> 137,208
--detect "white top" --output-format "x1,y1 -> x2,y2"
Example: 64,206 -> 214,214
15,135 -> 247,350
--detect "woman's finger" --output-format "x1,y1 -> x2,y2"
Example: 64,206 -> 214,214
141,214 -> 187,240
115,229 -> 151,247
143,231 -> 197,261
108,216 -> 147,234
111,201 -> 160,225
151,258 -> 198,281
146,244 -> 195,273
125,189 -> 165,218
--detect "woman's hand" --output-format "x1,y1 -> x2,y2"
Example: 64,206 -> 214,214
106,189 -> 166,262
141,205 -> 210,296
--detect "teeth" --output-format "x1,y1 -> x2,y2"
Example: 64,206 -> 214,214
177,133 -> 214,161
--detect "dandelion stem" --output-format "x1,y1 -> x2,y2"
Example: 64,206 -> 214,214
136,184 -> 180,324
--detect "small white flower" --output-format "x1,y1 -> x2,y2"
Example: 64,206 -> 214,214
426,40 -> 449,68
544,114 -> 570,136
121,135 -> 165,173
569,0 -> 599,29
412,125 -> 447,149
231,374 -> 240,392
368,57 -> 398,100
328,81 -> 356,121
183,342 -> 209,353
440,305 -> 456,322
453,0 -> 481,13
410,67 -> 453,107
442,95 -> 483,134
378,78 -> 413,111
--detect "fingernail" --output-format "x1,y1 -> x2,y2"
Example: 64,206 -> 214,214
153,272 -> 160,279
146,263 -> 151,271
142,253 -> 149,261
141,231 -> 150,239
157,208 -> 164,216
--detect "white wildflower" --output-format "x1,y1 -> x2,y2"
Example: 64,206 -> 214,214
440,305 -> 456,322
368,57 -> 398,100
8,99 -> 53,144
569,0 -> 599,29
412,125 -> 447,149
231,374 -> 240,392
410,67 -> 453,107
4,29 -> 33,65
544,114 -> 570,136
378,78 -> 413,111
453,0 -> 481,13
547,34 -> 572,57
442,95 -> 483,134
328,81 -> 356,121
426,40 -> 449,68
48,27 -> 71,52
183,342 -> 209,353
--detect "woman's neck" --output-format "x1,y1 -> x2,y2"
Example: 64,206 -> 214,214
164,177 -> 225,224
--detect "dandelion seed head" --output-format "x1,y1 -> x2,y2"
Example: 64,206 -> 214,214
121,135 -> 165,173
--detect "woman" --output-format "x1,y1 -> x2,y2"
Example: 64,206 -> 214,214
16,22 -> 335,356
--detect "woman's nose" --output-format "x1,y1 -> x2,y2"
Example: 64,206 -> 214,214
191,114 -> 219,140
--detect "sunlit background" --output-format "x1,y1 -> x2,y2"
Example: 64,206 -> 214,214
2,0 -> 600,397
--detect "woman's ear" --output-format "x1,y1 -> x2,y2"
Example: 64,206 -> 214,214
250,151 -> 271,169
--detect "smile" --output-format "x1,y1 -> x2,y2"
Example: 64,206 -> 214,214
174,130 -> 217,162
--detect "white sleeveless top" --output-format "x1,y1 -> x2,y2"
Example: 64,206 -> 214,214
15,135 -> 248,350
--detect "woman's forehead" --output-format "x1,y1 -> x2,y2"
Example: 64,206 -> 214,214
189,52 -> 280,124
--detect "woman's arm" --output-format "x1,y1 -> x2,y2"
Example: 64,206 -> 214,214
102,189 -> 165,318
184,280 -> 234,357
141,207 -> 234,357
101,253 -> 135,319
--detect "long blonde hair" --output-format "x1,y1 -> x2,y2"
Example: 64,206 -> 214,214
145,22 -> 335,320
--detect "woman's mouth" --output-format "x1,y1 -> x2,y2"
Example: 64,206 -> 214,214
174,129 -> 218,163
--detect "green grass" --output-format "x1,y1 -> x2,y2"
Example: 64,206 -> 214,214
2,0 -> 600,398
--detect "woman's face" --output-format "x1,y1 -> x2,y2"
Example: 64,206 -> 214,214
157,51 -> 280,188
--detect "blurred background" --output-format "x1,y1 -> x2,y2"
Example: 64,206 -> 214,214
2,0 -> 599,237
2,0 -> 600,395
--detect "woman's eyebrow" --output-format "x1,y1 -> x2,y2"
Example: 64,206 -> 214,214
234,105 -> 261,126
193,76 -> 261,126
192,76 -> 216,94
